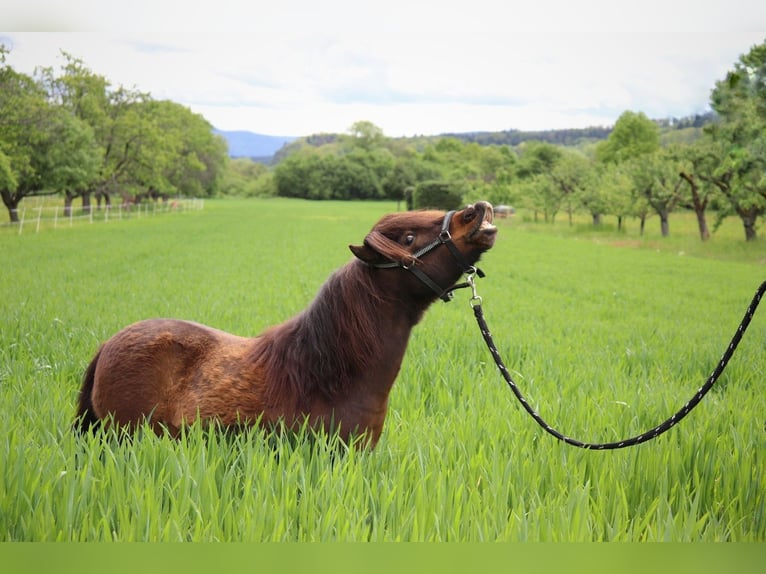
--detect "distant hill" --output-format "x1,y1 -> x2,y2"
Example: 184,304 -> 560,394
213,129 -> 297,160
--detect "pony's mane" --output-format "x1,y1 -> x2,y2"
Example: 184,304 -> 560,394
252,260 -> 400,408
252,209 -> 446,409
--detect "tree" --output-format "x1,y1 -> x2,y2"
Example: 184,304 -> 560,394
346,120 -> 385,151
219,158 -> 272,197
515,141 -> 563,179
38,52 -> 152,209
597,164 -> 635,230
627,151 -> 683,237
0,48 -> 83,221
705,40 -> 766,241
548,150 -> 592,225
515,175 -> 564,223
38,108 -> 101,214
135,100 -> 227,198
412,181 -> 464,210
676,141 -> 719,241
596,110 -> 660,164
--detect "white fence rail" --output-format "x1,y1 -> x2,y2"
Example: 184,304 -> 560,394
2,198 -> 204,235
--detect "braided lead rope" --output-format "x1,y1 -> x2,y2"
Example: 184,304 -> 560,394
472,280 -> 765,450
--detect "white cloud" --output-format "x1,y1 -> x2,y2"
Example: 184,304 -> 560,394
3,1 -> 765,136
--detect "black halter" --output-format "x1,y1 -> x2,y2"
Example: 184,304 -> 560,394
366,210 -> 484,302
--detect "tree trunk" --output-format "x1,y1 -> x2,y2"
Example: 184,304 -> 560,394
740,208 -> 758,241
64,192 -> 75,217
660,215 -> 670,237
1,190 -> 20,223
680,172 -> 710,241
82,192 -> 92,214
592,213 -> 602,225
639,216 -> 646,236
695,209 -> 711,241
617,215 -> 623,231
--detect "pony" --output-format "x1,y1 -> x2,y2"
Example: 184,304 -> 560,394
74,201 -> 497,448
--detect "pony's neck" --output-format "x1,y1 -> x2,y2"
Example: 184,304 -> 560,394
258,261 -> 426,403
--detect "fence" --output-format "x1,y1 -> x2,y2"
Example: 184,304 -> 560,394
2,198 -> 205,235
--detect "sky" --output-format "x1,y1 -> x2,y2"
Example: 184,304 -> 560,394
3,0 -> 766,138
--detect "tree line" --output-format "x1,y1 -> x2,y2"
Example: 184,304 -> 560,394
245,40 -> 764,241
3,39 -> 764,242
0,46 -> 228,223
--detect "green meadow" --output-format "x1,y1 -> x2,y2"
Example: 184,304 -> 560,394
0,198 -> 764,541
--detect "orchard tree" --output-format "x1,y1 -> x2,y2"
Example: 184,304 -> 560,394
599,164 -> 635,230
578,163 -> 629,227
39,108 -> 101,215
0,48 -> 98,221
548,149 -> 592,225
596,110 -> 660,164
516,174 -> 564,223
704,40 -> 766,240
135,99 -> 227,198
676,140 -> 720,241
515,141 -> 563,179
38,52 -> 152,209
627,150 -> 683,237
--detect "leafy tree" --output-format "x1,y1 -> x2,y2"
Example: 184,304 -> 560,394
514,175 -> 564,223
136,100 -> 227,198
412,181 -> 464,210
627,150 -> 683,236
382,157 -> 418,208
0,48 -> 89,221
346,120 -> 385,151
596,110 -> 660,164
577,163 -> 624,226
548,149 -> 592,225
676,141 -> 720,241
704,40 -> 766,241
515,141 -> 563,179
599,164 -> 637,231
39,108 -> 101,215
273,149 -> 324,199
220,158 -> 272,197
38,52 -> 153,209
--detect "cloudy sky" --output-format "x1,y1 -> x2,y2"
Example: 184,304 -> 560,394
3,0 -> 765,137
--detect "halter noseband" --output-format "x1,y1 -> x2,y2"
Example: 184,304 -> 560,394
365,210 -> 484,302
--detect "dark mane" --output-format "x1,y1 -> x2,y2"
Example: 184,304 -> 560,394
253,260 -> 411,408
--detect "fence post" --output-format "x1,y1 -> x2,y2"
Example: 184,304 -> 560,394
54,206 -> 59,229
36,206 -> 43,233
18,207 -> 26,235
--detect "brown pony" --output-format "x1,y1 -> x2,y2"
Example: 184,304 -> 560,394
75,201 -> 497,448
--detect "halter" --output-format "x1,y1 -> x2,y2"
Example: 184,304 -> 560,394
364,210 -> 484,302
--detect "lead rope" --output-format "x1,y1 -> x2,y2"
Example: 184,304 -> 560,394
467,275 -> 766,450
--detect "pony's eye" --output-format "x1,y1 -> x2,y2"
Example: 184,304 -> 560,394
404,233 -> 415,245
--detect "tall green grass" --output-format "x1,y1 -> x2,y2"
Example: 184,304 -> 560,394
1,199 -> 764,541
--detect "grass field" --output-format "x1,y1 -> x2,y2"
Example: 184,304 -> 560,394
0,198 -> 764,541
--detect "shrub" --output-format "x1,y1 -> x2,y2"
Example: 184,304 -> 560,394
412,180 -> 464,210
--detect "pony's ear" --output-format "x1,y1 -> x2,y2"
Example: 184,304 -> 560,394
349,243 -> 379,263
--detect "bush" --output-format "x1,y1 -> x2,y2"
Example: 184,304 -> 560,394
412,180 -> 464,210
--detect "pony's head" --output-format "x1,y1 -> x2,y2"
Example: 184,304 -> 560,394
350,201 -> 497,302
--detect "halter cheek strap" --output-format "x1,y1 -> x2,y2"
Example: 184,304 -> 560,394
362,211 -> 485,302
